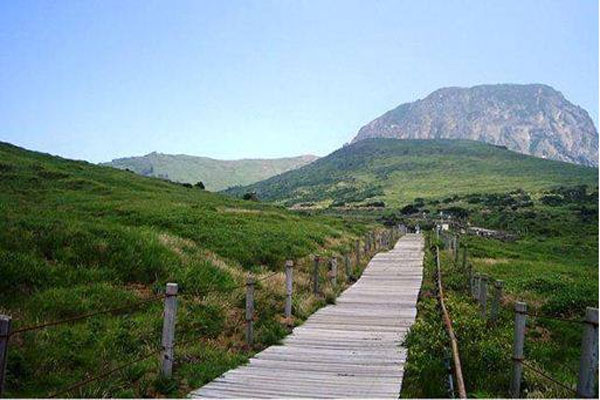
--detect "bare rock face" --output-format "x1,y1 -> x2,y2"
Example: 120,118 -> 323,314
352,84 -> 598,166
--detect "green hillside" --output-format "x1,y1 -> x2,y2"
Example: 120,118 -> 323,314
0,142 -> 370,397
224,139 -> 598,207
102,152 -> 318,191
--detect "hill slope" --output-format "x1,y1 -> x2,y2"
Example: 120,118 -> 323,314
224,139 -> 598,207
102,152 -> 318,191
0,142 -> 367,397
352,84 -> 598,166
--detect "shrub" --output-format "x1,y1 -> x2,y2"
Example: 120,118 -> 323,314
401,204 -> 420,215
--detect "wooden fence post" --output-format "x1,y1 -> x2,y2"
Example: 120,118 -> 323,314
0,315 -> 11,397
355,240 -> 360,267
576,307 -> 599,398
161,283 -> 178,378
479,275 -> 488,317
491,280 -> 503,322
344,254 -> 351,281
285,260 -> 293,320
313,256 -> 319,295
468,264 -> 473,294
473,274 -> 480,299
246,276 -> 255,347
454,238 -> 460,264
329,257 -> 338,287
510,302 -> 527,398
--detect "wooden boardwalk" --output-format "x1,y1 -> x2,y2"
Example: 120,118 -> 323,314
190,233 -> 424,398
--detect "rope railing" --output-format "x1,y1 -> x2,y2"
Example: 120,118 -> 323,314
8,294 -> 164,337
523,311 -> 589,325
435,245 -> 467,398
48,343 -> 164,398
521,360 -> 577,395
8,271 -> 282,338
46,303 -> 257,398
1,227 -> 403,397
436,227 -> 599,399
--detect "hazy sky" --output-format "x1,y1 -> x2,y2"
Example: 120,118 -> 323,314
1,0 -> 598,163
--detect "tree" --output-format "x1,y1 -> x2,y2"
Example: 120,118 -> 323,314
242,192 -> 259,201
194,181 -> 205,190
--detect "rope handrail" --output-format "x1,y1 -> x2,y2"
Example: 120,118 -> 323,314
435,245 -> 467,398
524,311 -> 589,325
456,244 -> 590,326
47,309 -> 255,397
48,344 -> 164,398
9,271 -> 282,337
8,294 -> 164,337
178,270 -> 281,299
521,359 -> 577,395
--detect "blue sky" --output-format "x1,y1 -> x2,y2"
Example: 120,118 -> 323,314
1,0 -> 597,163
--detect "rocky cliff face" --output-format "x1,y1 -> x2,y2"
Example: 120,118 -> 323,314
352,84 -> 598,166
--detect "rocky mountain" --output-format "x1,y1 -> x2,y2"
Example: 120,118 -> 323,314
102,152 -> 318,191
352,84 -> 598,166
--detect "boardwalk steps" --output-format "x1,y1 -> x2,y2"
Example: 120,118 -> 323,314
190,233 -> 424,398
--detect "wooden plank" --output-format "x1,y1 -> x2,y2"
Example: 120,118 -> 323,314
190,233 -> 424,399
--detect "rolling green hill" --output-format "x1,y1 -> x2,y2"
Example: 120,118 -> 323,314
225,139 -> 598,207
0,142 -> 369,397
102,152 -> 318,191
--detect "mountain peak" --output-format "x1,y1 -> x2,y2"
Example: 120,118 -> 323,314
352,83 -> 598,166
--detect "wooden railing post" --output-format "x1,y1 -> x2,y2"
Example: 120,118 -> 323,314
245,276 -> 255,347
0,315 -> 11,397
468,264 -> 473,293
454,237 -> 460,264
491,280 -> 503,322
344,254 -> 351,281
329,257 -> 338,287
355,240 -> 360,267
479,275 -> 488,317
511,302 -> 527,398
473,274 -> 480,299
161,283 -> 178,378
285,260 -> 293,320
576,307 -> 599,398
313,256 -> 319,295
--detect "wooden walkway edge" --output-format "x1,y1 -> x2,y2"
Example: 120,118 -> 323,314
190,233 -> 424,399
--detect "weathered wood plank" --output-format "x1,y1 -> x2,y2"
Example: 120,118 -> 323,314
190,233 -> 424,399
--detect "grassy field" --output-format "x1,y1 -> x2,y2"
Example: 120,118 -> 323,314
0,142 -> 374,397
1,139 -> 597,398
224,139 -> 598,208
400,187 -> 598,398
